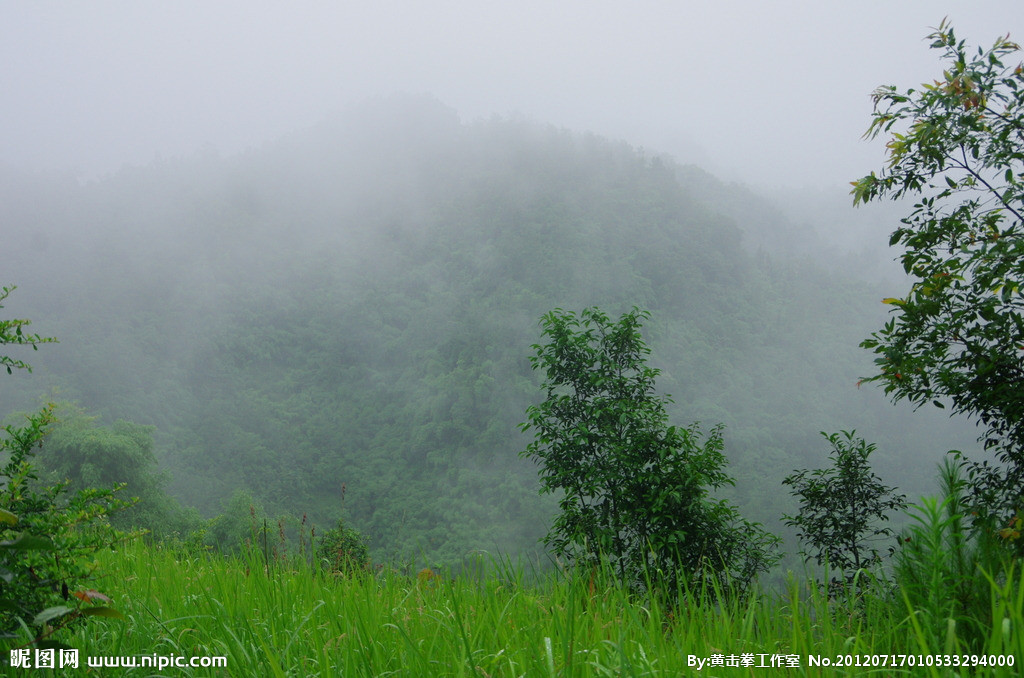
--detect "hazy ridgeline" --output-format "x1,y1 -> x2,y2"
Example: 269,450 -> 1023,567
0,95 -> 982,566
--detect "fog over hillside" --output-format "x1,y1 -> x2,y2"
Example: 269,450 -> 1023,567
1,97 -> 987,564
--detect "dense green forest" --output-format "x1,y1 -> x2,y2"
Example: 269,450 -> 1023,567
0,95 -> 983,566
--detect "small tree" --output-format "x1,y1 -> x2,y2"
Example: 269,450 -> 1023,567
783,431 -> 906,590
521,307 -> 777,595
851,20 -> 1024,526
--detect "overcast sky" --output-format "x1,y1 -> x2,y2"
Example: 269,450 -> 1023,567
2,1 -> 1021,190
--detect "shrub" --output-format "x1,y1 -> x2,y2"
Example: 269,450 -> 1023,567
315,519 -> 369,574
783,431 -> 906,592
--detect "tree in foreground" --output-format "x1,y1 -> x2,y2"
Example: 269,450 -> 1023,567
783,431 -> 906,593
851,20 -> 1024,535
520,307 -> 777,597
0,285 -> 124,657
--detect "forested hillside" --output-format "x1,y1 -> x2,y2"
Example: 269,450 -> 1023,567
0,95 -> 981,565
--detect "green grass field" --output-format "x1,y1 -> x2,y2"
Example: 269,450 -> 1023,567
44,539 -> 1022,677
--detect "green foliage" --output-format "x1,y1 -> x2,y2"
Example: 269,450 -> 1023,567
521,307 -> 777,596
33,402 -> 194,536
895,459 -> 979,647
852,20 -> 1024,522
0,288 -> 124,653
315,519 -> 370,574
783,431 -> 906,589
892,458 -> 1024,651
204,489 -> 266,554
0,285 -> 56,375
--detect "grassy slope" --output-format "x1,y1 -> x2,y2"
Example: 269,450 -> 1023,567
57,540 -> 1024,677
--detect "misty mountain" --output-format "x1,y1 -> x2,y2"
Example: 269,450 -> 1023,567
0,95 -> 980,564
